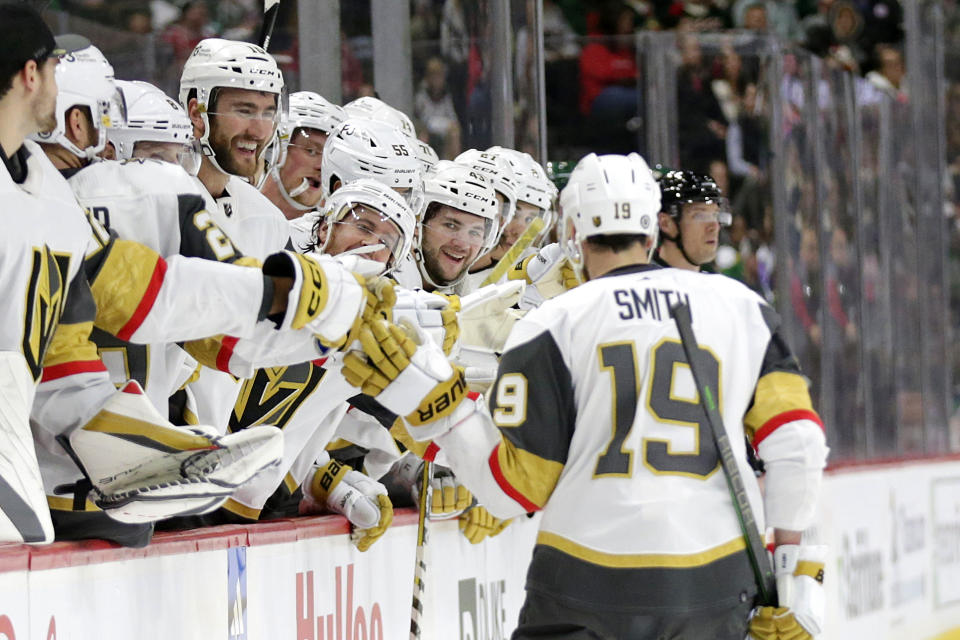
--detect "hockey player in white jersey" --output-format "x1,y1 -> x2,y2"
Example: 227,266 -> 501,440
397,160 -> 499,292
0,14 -> 387,546
0,16 -> 283,546
162,180 -> 417,551
348,153 -> 829,639
180,37 -> 291,259
260,91 -> 345,224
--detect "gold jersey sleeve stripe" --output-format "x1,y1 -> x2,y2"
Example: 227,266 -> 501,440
795,560 -> 825,583
41,320 -> 100,369
89,240 -> 165,339
489,439 -> 563,512
537,531 -> 747,569
743,371 -> 819,439
183,335 -> 228,371
82,410 -> 216,452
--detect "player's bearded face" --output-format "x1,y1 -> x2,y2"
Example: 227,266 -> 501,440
33,58 -> 59,134
421,206 -> 486,285
208,89 -> 277,179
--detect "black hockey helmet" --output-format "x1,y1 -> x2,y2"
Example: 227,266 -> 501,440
657,170 -> 731,225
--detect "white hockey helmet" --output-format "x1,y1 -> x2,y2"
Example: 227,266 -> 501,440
455,148 -> 520,235
276,91 -> 345,166
108,80 -> 201,174
321,118 -> 423,214
343,96 -> 417,140
178,38 -> 285,175
417,161 -> 500,288
560,153 -> 661,276
316,178 -> 416,275
414,139 -> 440,173
31,43 -> 125,160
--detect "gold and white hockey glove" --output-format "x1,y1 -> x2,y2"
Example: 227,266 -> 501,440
263,251 -> 391,351
508,243 -> 579,309
459,505 -> 511,544
69,381 -> 283,524
748,544 -> 826,640
457,281 -> 525,354
389,452 -> 472,520
388,288 -> 461,356
303,457 -> 393,552
342,318 -> 469,438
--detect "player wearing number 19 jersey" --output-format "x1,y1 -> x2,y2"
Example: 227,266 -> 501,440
402,153 -> 828,638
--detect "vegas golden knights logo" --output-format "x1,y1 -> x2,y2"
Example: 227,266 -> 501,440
230,362 -> 327,432
22,246 -> 71,380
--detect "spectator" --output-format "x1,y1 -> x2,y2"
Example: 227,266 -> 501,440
123,7 -> 153,35
415,57 -> 462,159
676,33 -> 728,171
732,0 -> 802,40
578,1 -> 640,153
866,43 -> 906,100
161,1 -> 215,69
726,81 -> 765,180
711,45 -> 750,124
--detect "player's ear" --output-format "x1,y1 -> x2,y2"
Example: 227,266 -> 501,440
65,106 -> 89,148
658,211 -> 676,236
187,98 -> 205,138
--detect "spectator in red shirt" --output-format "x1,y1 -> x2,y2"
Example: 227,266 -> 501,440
578,1 -> 640,152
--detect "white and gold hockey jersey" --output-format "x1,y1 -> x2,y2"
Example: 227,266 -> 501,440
435,264 -> 825,614
186,173 -> 292,431
66,158 -> 252,412
2,142 -> 272,512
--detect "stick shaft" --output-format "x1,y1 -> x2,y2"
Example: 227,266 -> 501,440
409,461 -> 432,639
258,0 -> 280,50
481,217 -> 546,286
670,302 -> 778,606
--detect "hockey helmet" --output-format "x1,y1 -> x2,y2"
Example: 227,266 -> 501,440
455,148 -> 520,237
178,38 -> 285,176
315,178 -> 416,275
416,161 -> 500,289
109,80 -> 201,175
560,153 -> 661,275
31,42 -> 125,160
321,117 -> 423,215
658,170 -> 732,226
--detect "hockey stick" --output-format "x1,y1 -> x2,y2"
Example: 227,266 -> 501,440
258,0 -> 280,51
669,302 -> 778,606
481,217 -> 546,286
409,461 -> 432,639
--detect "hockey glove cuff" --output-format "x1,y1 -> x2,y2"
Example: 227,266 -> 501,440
748,544 -> 826,640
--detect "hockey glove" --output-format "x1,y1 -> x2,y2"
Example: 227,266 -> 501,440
304,458 -> 393,552
459,505 -> 511,544
68,381 -> 283,524
263,251 -> 373,350
389,288 -> 461,356
342,319 -> 469,438
748,544 -> 826,640
508,243 -> 579,309
390,453 -> 472,519
458,281 -> 525,354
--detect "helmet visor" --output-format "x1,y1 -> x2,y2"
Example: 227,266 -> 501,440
326,204 -> 405,270
132,139 -> 202,176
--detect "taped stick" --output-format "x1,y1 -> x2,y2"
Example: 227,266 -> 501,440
670,301 -> 777,606
481,217 -> 546,287
409,461 -> 432,639
258,0 -> 280,51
